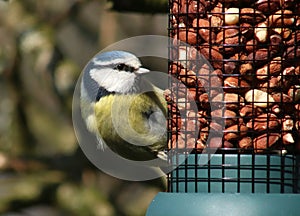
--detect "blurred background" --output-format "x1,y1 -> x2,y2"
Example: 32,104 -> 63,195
0,0 -> 168,215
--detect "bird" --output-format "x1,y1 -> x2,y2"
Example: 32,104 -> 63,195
80,51 -> 168,163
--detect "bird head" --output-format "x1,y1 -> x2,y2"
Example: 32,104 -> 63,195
82,51 -> 150,102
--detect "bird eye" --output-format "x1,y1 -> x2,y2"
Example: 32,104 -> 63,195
115,64 -> 125,71
115,64 -> 136,72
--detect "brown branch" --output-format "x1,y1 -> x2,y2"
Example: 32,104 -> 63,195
108,0 -> 168,13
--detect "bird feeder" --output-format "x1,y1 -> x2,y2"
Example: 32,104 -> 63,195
147,0 -> 300,215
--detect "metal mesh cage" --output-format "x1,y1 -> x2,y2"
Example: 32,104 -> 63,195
167,0 -> 300,193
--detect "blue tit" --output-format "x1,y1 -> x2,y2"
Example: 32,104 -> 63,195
80,51 -> 168,162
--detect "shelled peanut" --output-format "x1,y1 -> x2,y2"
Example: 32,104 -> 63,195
169,0 -> 300,153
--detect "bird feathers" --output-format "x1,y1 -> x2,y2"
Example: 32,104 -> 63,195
94,88 -> 167,161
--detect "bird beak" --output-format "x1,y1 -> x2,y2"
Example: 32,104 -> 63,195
135,67 -> 150,74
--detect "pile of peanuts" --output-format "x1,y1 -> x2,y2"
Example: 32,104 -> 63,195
168,0 -> 300,153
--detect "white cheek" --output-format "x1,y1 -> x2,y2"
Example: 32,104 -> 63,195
90,69 -> 136,93
89,68 -> 111,85
105,71 -> 136,92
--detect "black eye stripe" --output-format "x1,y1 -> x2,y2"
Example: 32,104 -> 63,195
115,64 -> 136,72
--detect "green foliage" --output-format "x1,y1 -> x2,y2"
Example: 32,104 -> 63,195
0,0 -> 166,215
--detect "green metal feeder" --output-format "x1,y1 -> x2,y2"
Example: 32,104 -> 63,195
147,154 -> 300,216
147,0 -> 300,215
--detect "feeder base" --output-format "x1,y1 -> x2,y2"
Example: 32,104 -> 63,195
146,192 -> 300,216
